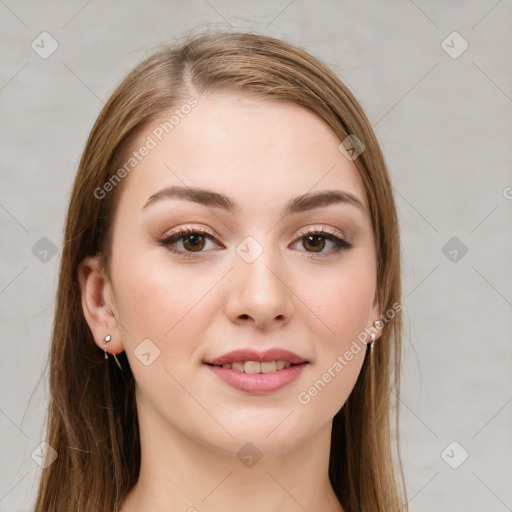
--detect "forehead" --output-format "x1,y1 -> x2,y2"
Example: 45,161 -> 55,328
117,92 -> 369,214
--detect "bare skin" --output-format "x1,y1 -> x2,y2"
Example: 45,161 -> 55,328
79,92 -> 382,512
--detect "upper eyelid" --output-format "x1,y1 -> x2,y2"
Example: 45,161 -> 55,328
296,225 -> 347,240
163,225 -> 348,243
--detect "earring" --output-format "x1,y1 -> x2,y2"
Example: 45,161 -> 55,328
102,334 -> 123,370
369,317 -> 383,352
369,332 -> 376,351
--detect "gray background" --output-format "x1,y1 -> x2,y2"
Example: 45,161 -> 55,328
1,1 -> 511,510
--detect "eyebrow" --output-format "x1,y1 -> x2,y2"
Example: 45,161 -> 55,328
142,185 -> 365,215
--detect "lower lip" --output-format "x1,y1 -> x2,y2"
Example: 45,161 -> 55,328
205,363 -> 308,394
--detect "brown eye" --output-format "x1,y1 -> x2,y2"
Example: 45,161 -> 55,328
292,229 -> 353,258
302,234 -> 325,253
158,228 -> 221,257
182,233 -> 206,252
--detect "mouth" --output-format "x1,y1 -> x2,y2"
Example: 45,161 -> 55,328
203,348 -> 309,394
205,360 -> 296,373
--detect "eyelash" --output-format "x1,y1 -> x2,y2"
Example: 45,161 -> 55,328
156,226 -> 353,259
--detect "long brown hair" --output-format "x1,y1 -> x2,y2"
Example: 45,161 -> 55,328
34,29 -> 407,511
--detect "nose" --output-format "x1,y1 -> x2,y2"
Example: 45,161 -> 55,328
224,244 -> 295,330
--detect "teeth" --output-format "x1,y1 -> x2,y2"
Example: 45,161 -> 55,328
232,361 -> 244,372
261,361 -> 276,373
220,360 -> 294,373
244,361 -> 261,374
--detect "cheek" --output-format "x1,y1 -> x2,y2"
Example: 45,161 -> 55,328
293,257 -> 375,412
302,256 -> 376,345
111,254 -> 221,406
111,247 -> 219,358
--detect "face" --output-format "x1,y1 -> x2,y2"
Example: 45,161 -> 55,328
85,92 -> 381,457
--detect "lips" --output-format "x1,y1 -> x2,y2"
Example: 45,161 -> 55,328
204,348 -> 309,394
204,348 -> 308,367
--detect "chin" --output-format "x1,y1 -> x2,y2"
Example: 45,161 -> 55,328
196,411 -> 318,456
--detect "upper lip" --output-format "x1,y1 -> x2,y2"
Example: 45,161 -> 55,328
204,348 -> 308,366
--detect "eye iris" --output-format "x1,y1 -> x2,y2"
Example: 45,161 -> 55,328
304,234 -> 325,253
183,233 -> 205,252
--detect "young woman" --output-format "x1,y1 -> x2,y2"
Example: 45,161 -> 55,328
34,30 -> 407,511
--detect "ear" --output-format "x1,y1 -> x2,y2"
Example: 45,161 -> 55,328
77,255 -> 125,355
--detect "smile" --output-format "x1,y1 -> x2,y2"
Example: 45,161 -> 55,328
203,348 -> 309,393
212,360 -> 293,373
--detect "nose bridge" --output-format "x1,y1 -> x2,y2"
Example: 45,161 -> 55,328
236,233 -> 285,295
226,233 -> 294,326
